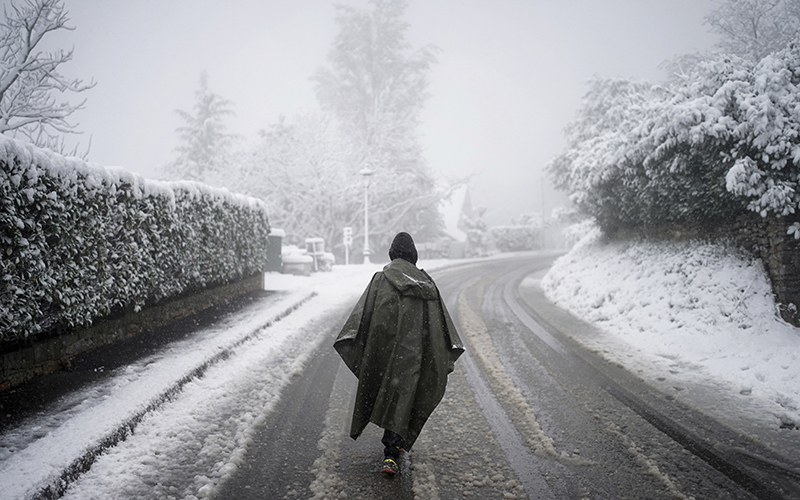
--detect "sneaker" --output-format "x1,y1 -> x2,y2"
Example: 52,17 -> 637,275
382,458 -> 399,476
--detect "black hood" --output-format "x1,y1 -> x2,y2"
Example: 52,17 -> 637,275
388,232 -> 418,265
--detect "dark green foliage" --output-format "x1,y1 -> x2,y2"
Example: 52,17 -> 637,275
1,140 -> 270,343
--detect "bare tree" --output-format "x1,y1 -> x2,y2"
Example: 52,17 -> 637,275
0,0 -> 94,155
705,0 -> 800,61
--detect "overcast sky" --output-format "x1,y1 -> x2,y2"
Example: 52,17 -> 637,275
52,0 -> 719,225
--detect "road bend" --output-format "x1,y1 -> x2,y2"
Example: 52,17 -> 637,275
431,253 -> 800,500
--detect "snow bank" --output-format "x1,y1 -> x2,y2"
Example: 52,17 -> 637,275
541,226 -> 800,430
0,136 -> 271,343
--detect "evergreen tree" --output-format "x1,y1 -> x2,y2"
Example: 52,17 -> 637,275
549,43 -> 800,235
165,72 -> 235,182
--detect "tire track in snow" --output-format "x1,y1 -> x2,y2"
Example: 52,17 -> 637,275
458,278 -> 593,462
23,291 -> 316,500
308,361 -> 351,499
451,277 -> 575,498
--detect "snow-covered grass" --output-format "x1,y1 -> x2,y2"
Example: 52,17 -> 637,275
541,225 -> 800,436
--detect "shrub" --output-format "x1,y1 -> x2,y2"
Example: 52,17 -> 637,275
549,44 -> 800,234
491,225 -> 543,252
0,137 -> 270,343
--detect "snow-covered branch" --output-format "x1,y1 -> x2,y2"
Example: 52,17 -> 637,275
0,0 -> 94,152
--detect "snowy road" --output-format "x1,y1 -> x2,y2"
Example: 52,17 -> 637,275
2,254 -> 800,499
439,255 -> 800,499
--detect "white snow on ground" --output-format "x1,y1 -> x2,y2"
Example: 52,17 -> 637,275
3,243 -> 800,499
541,225 -> 800,436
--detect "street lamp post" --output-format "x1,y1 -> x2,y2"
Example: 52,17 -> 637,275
359,168 -> 373,264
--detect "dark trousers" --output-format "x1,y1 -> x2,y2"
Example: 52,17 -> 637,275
382,430 -> 406,459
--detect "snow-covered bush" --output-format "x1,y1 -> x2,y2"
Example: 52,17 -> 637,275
491,225 -> 542,252
550,43 -> 800,234
1,137 -> 270,344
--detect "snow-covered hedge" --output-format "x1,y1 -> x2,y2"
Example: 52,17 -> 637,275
491,225 -> 542,252
1,137 -> 270,344
549,43 -> 800,234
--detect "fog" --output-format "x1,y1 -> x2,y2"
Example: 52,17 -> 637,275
54,0 -> 718,226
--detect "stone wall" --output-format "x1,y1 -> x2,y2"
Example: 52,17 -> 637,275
747,217 -> 800,325
609,214 -> 800,326
1,273 -> 264,391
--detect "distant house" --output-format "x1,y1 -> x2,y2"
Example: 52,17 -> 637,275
441,185 -> 468,242
438,185 -> 477,259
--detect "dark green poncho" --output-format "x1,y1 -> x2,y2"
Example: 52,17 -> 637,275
334,258 -> 464,449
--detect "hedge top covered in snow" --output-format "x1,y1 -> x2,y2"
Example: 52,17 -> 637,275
0,135 -> 268,214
